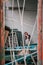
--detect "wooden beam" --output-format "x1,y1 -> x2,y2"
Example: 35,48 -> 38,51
37,0 -> 43,65
42,0 -> 43,64
0,0 -> 5,65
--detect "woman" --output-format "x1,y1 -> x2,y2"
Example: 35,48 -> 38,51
24,32 -> 31,46
18,32 -> 31,56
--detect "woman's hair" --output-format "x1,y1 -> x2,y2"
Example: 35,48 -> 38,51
24,32 -> 31,40
24,32 -> 28,35
28,35 -> 31,40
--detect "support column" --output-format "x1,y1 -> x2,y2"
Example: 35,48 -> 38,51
42,0 -> 43,64
0,0 -> 5,65
37,0 -> 43,65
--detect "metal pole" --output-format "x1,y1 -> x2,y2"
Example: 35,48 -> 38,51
37,0 -> 42,65
0,0 -> 5,65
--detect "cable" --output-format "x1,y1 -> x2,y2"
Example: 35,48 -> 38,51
11,0 -> 18,65
17,0 -> 27,65
5,0 -> 37,65
8,36 -> 13,63
17,0 -> 37,65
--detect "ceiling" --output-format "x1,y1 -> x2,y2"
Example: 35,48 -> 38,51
6,0 -> 38,11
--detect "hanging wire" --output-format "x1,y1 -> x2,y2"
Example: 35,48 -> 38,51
5,1 -> 14,65
12,0 -> 18,65
17,0 -> 37,65
26,16 -> 37,65
12,0 -> 16,65
31,55 -> 36,65
17,0 -> 27,65
8,36 -> 13,63
29,17 -> 37,46
4,1 -> 14,65
5,0 -> 37,65
21,0 -> 27,65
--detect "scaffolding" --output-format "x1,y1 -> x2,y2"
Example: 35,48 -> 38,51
5,0 -> 37,65
0,0 -> 43,65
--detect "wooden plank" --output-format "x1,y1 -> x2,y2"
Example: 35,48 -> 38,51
42,0 -> 43,63
0,0 -> 5,65
37,0 -> 43,64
